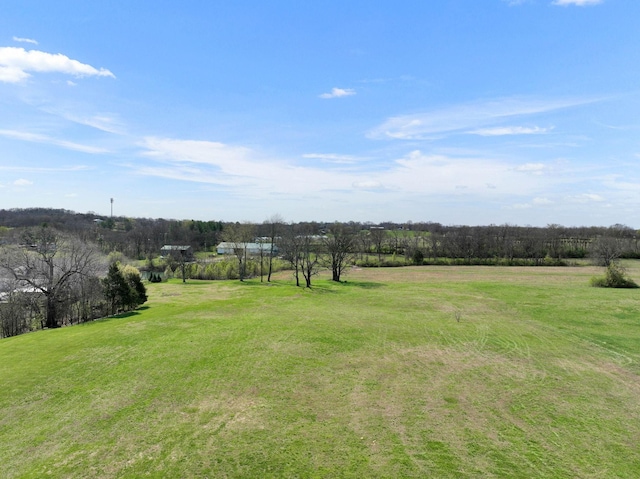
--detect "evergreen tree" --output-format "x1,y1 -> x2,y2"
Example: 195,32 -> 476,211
102,263 -> 147,314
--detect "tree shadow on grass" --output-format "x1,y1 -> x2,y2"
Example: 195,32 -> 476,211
77,306 -> 149,328
234,278 -> 384,292
304,280 -> 385,293
113,310 -> 142,319
114,305 -> 150,318
338,280 -> 385,289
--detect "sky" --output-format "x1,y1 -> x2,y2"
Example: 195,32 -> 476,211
1,0 -> 639,227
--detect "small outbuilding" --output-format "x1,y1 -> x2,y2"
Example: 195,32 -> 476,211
216,242 -> 277,256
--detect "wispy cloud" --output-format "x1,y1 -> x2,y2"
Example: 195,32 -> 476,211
352,180 -> 384,190
470,126 -> 552,136
141,137 -> 255,170
138,138 -> 572,203
0,47 -> 115,83
67,114 -> 124,134
12,37 -> 38,45
0,165 -> 90,173
385,150 -> 549,196
36,105 -> 126,134
515,163 -> 548,175
319,87 -> 356,99
507,197 -> 554,210
567,193 -> 605,202
13,179 -> 33,186
302,153 -> 368,164
552,0 -> 603,6
137,137 -> 356,196
0,129 -> 108,154
368,97 -> 594,140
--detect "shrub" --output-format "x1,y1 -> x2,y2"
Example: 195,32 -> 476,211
590,263 -> 639,288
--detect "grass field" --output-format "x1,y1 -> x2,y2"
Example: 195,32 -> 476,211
1,264 -> 640,478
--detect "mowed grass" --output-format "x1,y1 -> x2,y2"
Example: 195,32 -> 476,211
1,264 -> 640,478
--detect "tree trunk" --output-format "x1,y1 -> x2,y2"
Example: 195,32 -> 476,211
45,295 -> 59,329
267,242 -> 274,282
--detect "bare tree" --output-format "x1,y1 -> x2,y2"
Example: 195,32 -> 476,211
222,223 -> 255,281
369,227 -> 386,262
358,229 -> 372,262
280,223 -> 302,286
322,223 -> 357,282
299,231 -> 321,288
590,235 -> 622,267
0,227 -> 103,329
265,214 -> 284,282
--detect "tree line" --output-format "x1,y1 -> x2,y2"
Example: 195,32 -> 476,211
2,209 -> 638,265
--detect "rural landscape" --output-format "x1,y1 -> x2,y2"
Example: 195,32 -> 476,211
1,208 -> 640,477
2,1 -> 640,477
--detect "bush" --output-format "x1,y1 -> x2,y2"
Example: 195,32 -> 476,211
590,263 -> 639,288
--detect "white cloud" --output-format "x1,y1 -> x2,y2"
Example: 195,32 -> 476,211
382,149 -> 551,196
12,37 -> 38,45
368,96 -> 594,140
0,129 -> 108,154
552,0 -> 602,6
139,137 -> 328,193
302,153 -> 367,164
38,106 -> 125,134
71,114 -> 123,134
506,197 -> 554,210
319,87 -> 356,99
141,137 -> 255,170
470,126 -> 552,136
352,180 -> 384,190
0,47 -> 115,83
14,179 -> 33,186
0,165 -> 90,173
136,138 -> 580,220
515,163 -> 547,175
567,193 -> 605,203
511,203 -> 532,209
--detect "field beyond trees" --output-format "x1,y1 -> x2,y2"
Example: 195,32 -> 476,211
1,264 -> 640,478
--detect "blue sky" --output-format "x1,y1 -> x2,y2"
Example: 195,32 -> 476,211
1,0 -> 639,226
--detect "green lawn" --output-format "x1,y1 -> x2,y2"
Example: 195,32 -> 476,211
1,264 -> 639,478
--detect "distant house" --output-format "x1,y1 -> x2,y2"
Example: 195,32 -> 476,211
160,245 -> 194,261
216,242 -> 277,256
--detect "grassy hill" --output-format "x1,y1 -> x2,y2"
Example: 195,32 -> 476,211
1,264 -> 640,478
